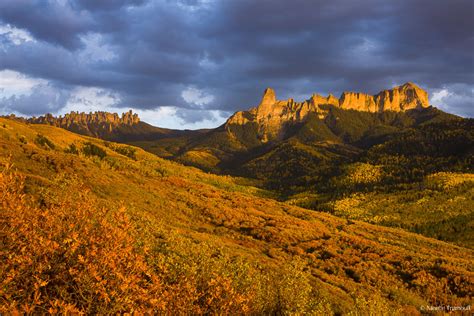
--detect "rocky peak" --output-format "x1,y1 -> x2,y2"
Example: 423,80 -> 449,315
374,82 -> 429,112
327,94 -> 340,106
121,110 -> 140,125
256,88 -> 278,118
310,94 -> 327,106
262,88 -> 276,103
225,82 -> 431,142
338,82 -> 429,112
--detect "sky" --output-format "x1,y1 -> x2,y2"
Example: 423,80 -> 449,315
0,0 -> 473,129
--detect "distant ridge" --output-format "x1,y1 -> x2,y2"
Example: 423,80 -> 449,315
27,110 -> 185,141
29,110 -> 140,127
27,110 -> 140,131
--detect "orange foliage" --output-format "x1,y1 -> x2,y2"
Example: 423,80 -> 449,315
0,164 -> 165,313
0,165 -> 256,314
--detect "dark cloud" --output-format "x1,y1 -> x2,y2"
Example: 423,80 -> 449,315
0,0 -> 473,124
0,1 -> 94,49
175,108 -> 219,124
73,0 -> 146,11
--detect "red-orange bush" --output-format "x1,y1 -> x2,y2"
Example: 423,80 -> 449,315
0,165 -> 167,313
0,165 -> 263,314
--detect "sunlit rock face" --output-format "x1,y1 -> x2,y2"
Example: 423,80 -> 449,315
28,110 -> 141,138
339,92 -> 377,112
226,82 -> 430,142
375,82 -> 429,112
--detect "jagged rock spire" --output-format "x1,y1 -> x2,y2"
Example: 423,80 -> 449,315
257,88 -> 277,117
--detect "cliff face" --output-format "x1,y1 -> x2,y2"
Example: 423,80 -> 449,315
226,82 -> 430,142
339,92 -> 377,112
375,82 -> 429,112
29,110 -> 140,137
339,82 -> 429,112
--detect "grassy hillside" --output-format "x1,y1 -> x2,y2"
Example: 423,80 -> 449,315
227,113 -> 474,248
288,170 -> 474,248
283,119 -> 474,248
1,117 -> 473,314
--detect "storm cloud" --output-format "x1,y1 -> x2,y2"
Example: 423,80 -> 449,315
0,0 -> 473,128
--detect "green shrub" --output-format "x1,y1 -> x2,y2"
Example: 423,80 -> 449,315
35,134 -> 55,149
82,142 -> 106,159
113,146 -> 137,160
64,143 -> 79,155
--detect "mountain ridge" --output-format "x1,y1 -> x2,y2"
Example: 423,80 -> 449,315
17,82 -> 465,181
227,82 -> 430,142
24,110 -> 199,142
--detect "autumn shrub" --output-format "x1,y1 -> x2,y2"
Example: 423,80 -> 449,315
1,164 -> 329,314
113,145 -> 137,160
272,258 -> 323,314
348,292 -> 398,316
147,235 -> 260,314
18,135 -> 27,144
0,165 -> 166,314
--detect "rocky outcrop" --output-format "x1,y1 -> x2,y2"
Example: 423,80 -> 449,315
375,82 -> 429,111
226,82 -> 430,142
29,110 -> 140,127
338,83 -> 429,112
28,110 -> 141,137
256,88 -> 278,118
227,88 -> 342,141
339,92 -> 377,112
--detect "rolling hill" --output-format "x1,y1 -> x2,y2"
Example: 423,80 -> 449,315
1,116 -> 473,314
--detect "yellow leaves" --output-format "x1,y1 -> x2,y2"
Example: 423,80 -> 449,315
341,162 -> 384,186
426,172 -> 474,190
21,303 -> 35,314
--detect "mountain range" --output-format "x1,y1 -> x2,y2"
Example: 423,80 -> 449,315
27,82 -> 455,165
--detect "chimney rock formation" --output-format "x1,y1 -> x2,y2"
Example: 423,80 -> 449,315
226,82 -> 430,142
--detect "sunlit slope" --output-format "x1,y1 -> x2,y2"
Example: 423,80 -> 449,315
285,119 -> 474,248
1,117 -> 473,314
